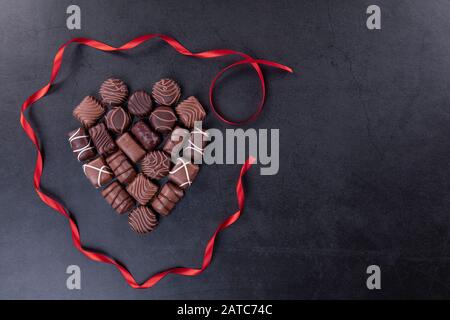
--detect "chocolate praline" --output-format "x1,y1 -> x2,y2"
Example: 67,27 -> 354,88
149,106 -> 177,134
152,78 -> 181,106
128,90 -> 153,117
105,107 -> 131,134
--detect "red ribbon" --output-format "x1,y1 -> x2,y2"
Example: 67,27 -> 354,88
20,34 -> 291,288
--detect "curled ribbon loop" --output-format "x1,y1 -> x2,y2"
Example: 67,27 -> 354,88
20,34 -> 291,288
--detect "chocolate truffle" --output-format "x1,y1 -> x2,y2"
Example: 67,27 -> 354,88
73,96 -> 105,128
128,206 -> 158,234
141,151 -> 171,179
184,127 -> 210,163
68,127 -> 96,162
105,107 -> 131,134
151,182 -> 184,216
175,96 -> 206,128
105,150 -> 137,184
89,123 -> 118,156
128,90 -> 153,117
101,181 -> 135,214
116,132 -> 146,163
162,126 -> 189,158
131,121 -> 160,151
126,173 -> 158,206
83,157 -> 114,188
151,78 -> 181,106
168,158 -> 199,189
99,78 -> 128,105
149,106 -> 177,134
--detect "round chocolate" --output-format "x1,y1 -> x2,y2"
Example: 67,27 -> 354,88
99,78 -> 128,105
151,78 -> 181,106
128,90 -> 153,117
149,106 -> 177,133
105,107 -> 131,134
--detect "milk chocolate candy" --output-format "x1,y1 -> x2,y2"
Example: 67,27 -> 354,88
175,96 -> 206,129
141,151 -> 171,179
162,126 -> 189,158
150,182 -> 183,216
89,123 -> 118,156
149,106 -> 177,134
101,181 -> 135,214
152,78 -> 181,106
128,206 -> 158,234
68,127 -> 96,162
83,157 -> 114,188
131,121 -> 160,151
128,90 -> 153,117
116,132 -> 146,163
105,150 -> 137,184
184,127 -> 210,163
126,173 -> 158,206
99,78 -> 128,105
168,158 -> 199,189
105,107 -> 131,134
73,96 -> 105,128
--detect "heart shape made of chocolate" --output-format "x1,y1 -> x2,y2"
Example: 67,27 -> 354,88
69,77 -> 208,234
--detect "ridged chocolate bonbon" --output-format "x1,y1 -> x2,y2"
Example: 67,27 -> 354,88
68,127 -> 96,162
99,78 -> 128,105
105,150 -> 136,184
89,123 -> 118,156
151,182 -> 183,216
162,126 -> 189,157
141,151 -> 171,179
131,121 -> 160,151
128,90 -> 153,117
105,107 -> 131,134
175,96 -> 206,128
116,132 -> 146,163
151,78 -> 181,106
149,106 -> 177,133
126,173 -> 158,205
101,181 -> 135,214
83,157 -> 114,188
73,96 -> 105,128
168,158 -> 199,189
128,206 -> 158,234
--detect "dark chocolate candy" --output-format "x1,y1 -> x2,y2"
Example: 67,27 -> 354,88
82,157 -> 114,188
105,107 -> 131,134
150,182 -> 183,216
151,78 -> 181,106
128,90 -> 153,117
99,78 -> 128,105
126,173 -> 158,206
73,96 -> 105,128
68,127 -> 96,161
168,158 -> 199,189
162,126 -> 189,158
105,150 -> 137,184
131,121 -> 160,151
141,151 -> 171,179
128,206 -> 158,234
149,106 -> 177,134
116,132 -> 146,163
175,96 -> 206,128
101,181 -> 135,214
89,123 -> 118,156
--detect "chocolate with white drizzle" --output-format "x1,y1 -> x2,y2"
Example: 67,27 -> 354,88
184,126 -> 209,163
83,157 -> 114,188
68,127 -> 96,162
168,157 -> 199,189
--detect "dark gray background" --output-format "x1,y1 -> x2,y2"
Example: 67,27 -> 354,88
1,0 -> 450,299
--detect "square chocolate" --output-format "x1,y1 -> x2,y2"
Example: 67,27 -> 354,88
82,157 -> 114,188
